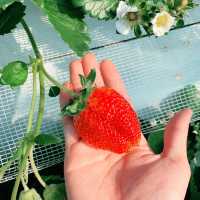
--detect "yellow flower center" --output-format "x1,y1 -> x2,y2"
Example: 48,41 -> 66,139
181,0 -> 188,8
127,12 -> 138,21
156,14 -> 169,27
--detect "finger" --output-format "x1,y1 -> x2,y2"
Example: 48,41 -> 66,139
100,60 -> 130,102
70,60 -> 84,91
162,108 -> 192,159
59,82 -> 79,147
82,53 -> 104,87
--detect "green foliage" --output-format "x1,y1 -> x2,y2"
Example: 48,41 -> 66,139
194,151 -> 200,167
37,0 -> 91,56
148,129 -> 164,154
49,86 -> 60,97
32,0 -> 44,7
42,175 -> 64,184
189,167 -> 200,199
133,24 -> 142,37
72,0 -> 118,20
160,84 -> 200,119
176,18 -> 184,27
35,134 -> 63,145
43,183 -> 66,200
0,2 -> 26,35
0,0 -> 18,9
0,61 -> 28,87
174,0 -> 182,8
19,189 -> 42,200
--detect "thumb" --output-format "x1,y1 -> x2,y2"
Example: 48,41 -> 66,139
162,108 -> 192,159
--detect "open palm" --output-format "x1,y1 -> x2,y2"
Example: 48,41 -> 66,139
60,53 -> 192,200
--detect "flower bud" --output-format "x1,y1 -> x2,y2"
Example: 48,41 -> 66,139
19,189 -> 42,200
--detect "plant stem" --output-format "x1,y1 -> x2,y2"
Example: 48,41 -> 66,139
27,63 -> 38,133
40,64 -> 78,97
11,149 -> 31,200
0,159 -> 13,181
34,65 -> 45,137
10,19 -> 47,200
29,147 -> 46,188
21,18 -> 77,98
21,19 -> 41,58
21,177 -> 29,191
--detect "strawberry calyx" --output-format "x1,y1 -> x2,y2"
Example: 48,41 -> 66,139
61,69 -> 96,116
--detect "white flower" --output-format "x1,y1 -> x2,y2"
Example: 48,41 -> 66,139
152,11 -> 175,37
116,1 -> 138,35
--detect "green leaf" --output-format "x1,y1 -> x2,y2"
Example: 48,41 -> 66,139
0,61 -> 28,87
174,0 -> 182,8
133,24 -> 142,37
86,68 -> 96,85
0,77 -> 7,85
41,0 -> 91,56
79,74 -> 86,87
19,189 -> 42,200
189,167 -> 200,199
148,129 -> 164,154
43,183 -> 66,200
176,18 -> 184,27
0,2 -> 26,35
194,151 -> 200,167
35,134 -> 62,145
72,0 -> 118,19
32,0 -> 44,7
42,175 -> 64,184
0,0 -> 17,9
49,86 -> 60,97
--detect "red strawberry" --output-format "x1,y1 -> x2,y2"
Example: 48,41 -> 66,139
62,69 -> 141,154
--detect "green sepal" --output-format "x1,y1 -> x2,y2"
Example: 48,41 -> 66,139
86,68 -> 96,87
79,74 -> 87,87
62,99 -> 86,116
62,69 -> 96,116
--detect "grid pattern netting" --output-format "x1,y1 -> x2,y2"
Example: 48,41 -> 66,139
0,0 -> 200,182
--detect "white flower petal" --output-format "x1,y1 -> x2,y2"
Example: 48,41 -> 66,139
116,19 -> 131,35
152,11 -> 175,37
153,26 -> 166,36
117,1 -> 138,18
117,1 -> 130,18
126,5 -> 138,13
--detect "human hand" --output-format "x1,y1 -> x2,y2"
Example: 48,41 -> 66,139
60,53 -> 192,200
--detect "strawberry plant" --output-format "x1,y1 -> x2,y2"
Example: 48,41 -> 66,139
0,0 -> 198,199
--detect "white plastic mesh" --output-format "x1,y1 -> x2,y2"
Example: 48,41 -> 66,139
0,0 -> 200,182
